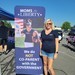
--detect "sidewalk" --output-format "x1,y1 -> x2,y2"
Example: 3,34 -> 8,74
0,49 -> 15,75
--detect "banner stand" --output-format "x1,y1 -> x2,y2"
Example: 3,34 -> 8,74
15,6 -> 45,75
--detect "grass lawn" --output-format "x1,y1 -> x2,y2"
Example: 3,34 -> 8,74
33,28 -> 43,32
15,37 -> 25,48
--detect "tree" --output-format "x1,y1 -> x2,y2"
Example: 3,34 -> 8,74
61,21 -> 71,31
3,20 -> 12,28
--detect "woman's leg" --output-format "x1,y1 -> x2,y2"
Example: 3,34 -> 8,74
4,45 -> 7,51
43,56 -> 48,75
48,58 -> 55,75
0,39 -> 4,52
0,45 -> 3,52
3,39 -> 7,51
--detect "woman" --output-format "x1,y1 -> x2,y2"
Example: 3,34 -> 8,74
21,20 -> 34,48
0,21 -> 9,52
32,31 -> 40,47
40,19 -> 59,75
32,31 -> 39,43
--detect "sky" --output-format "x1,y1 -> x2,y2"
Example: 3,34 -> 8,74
0,0 -> 75,27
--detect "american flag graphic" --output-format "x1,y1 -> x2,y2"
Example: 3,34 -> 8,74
15,18 -> 24,31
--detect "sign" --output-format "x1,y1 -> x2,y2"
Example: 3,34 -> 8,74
15,6 -> 45,75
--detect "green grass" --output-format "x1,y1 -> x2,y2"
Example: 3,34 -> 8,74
15,37 -> 25,48
33,28 -> 43,31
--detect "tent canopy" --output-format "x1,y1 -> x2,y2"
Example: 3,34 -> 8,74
0,7 -> 14,20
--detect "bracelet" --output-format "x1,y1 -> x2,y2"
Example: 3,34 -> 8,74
55,52 -> 58,54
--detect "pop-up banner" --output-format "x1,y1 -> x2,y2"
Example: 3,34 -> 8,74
15,6 -> 45,75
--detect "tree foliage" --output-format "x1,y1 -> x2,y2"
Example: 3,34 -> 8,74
2,20 -> 12,28
61,21 -> 71,30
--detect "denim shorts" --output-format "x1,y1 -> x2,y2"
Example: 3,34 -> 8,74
41,50 -> 54,59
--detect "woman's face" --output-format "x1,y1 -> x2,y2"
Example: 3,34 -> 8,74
45,21 -> 52,30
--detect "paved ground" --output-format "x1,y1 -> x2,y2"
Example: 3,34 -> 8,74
0,49 -> 15,75
0,33 -> 75,75
54,38 -> 75,75
0,65 -> 1,75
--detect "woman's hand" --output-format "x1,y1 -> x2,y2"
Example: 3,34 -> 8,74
40,52 -> 42,56
54,53 -> 58,59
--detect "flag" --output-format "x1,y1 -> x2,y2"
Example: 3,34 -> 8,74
15,18 -> 24,31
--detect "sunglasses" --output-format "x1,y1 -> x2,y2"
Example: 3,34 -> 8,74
47,23 -> 52,25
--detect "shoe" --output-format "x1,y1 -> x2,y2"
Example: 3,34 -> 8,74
3,50 -> 9,55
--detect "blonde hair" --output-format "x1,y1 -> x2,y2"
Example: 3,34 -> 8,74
44,19 -> 55,30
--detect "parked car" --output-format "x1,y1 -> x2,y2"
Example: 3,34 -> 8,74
66,29 -> 75,46
55,30 -> 64,43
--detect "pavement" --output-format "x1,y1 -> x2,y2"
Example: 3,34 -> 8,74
0,49 -> 15,75
0,65 -> 1,75
54,37 -> 75,75
0,34 -> 75,75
